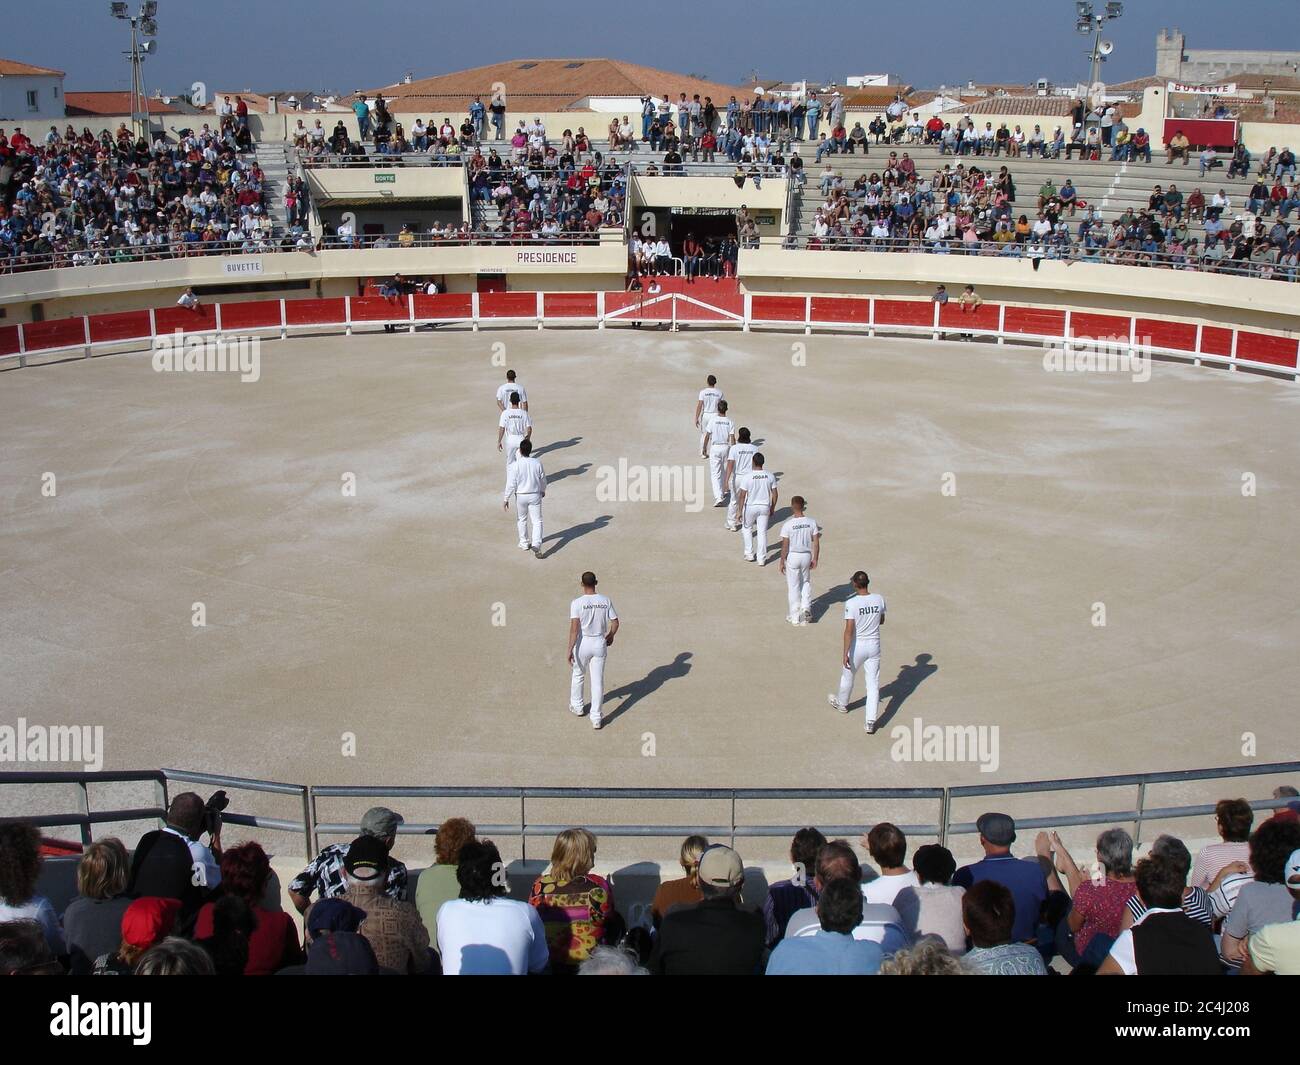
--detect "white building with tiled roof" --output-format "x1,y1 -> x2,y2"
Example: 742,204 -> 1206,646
0,57 -> 66,122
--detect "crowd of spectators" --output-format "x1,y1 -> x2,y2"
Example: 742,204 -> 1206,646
3,785 -> 1298,977
0,121 -> 286,272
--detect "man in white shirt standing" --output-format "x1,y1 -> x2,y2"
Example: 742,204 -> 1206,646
496,369 -> 528,412
736,452 -> 777,564
701,399 -> 735,508
828,570 -> 886,733
503,438 -> 546,557
779,495 -> 820,624
497,394 -> 532,466
568,571 -> 619,729
723,426 -> 757,532
694,374 -> 723,434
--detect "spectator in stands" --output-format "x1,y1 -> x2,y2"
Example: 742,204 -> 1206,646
763,827 -> 825,948
194,841 -> 302,975
766,877 -> 885,975
1217,818 -> 1300,969
0,824 -> 65,956
317,834 -> 428,974
785,841 -> 908,953
134,936 -> 216,975
289,806 -> 408,912
0,920 -> 61,975
194,895 -> 255,975
1277,148 -> 1297,181
92,896 -> 181,975
952,813 -> 1048,943
1119,835 -> 1214,932
415,817 -> 476,947
577,944 -> 648,975
881,938 -> 965,975
528,828 -> 614,974
893,844 -> 966,953
649,844 -> 764,975
1099,855 -> 1221,975
437,839 -> 550,975
1274,786 -> 1300,817
1242,846 -> 1300,975
1036,828 -> 1137,971
63,838 -> 132,975
177,287 -> 201,311
1166,130 -> 1191,166
651,834 -> 708,928
1191,799 -> 1254,890
960,881 -> 1047,975
861,823 -> 919,907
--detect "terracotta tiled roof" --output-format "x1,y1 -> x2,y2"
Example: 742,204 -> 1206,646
371,58 -> 744,113
65,92 -> 178,116
0,57 -> 65,77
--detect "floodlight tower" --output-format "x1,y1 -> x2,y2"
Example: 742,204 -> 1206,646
110,2 -> 160,141
1075,1 -> 1123,102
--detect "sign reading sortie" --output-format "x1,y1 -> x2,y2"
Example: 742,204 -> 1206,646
515,250 -> 579,264
1168,81 -> 1239,95
222,259 -> 264,276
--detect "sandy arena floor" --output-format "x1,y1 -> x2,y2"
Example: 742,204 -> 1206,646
2,326 -> 1298,859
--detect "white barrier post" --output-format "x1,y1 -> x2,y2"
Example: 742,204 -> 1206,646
408,293 -> 416,334
597,290 -> 606,329
17,322 -> 26,368
997,304 -> 1005,345
932,299 -> 940,342
279,300 -> 287,341
867,297 -> 875,339
214,303 -> 223,344
83,316 -> 92,358
743,293 -> 751,332
345,297 -> 353,337
1062,310 -> 1072,357
148,307 -> 157,345
804,295 -> 812,336
472,292 -> 480,332
1194,323 -> 1203,367
1230,328 -> 1239,372
537,291 -> 545,331
1128,315 -> 1137,358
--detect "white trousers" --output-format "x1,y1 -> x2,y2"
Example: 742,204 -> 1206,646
708,445 -> 729,503
742,504 -> 770,561
504,434 -> 523,465
838,639 -> 881,724
785,551 -> 812,617
726,474 -> 742,525
515,492 -> 542,548
570,636 -> 608,722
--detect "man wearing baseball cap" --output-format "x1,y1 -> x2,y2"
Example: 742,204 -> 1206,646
649,844 -> 764,975
1242,847 -> 1300,975
289,806 -> 409,913
951,813 -> 1048,943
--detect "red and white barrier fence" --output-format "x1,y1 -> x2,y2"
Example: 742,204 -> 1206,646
1,291 -> 1296,379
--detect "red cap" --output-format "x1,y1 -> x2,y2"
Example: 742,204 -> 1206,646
121,897 -> 181,950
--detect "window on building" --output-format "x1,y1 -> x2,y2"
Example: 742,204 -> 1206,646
27,90 -> 39,111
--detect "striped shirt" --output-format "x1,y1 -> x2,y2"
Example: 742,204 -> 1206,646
1126,885 -> 1213,927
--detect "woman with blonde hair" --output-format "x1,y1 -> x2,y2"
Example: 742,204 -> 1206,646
651,834 -> 709,928
528,828 -> 613,974
64,838 -> 132,974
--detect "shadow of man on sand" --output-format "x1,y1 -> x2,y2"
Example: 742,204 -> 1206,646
600,652 -> 693,727
540,515 -> 612,558
533,437 -> 582,458
872,654 -> 939,728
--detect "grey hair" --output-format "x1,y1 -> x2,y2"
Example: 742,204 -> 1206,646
879,937 -> 964,976
577,945 -> 647,976
1150,834 -> 1192,878
1096,828 -> 1134,877
134,936 -> 216,976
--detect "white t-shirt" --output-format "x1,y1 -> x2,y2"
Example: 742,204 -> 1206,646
497,382 -> 527,407
499,408 -> 532,438
740,469 -> 775,508
570,593 -> 618,638
845,592 -> 886,641
862,869 -> 919,908
780,514 -> 820,553
435,898 -> 550,975
707,416 -> 734,448
504,456 -> 546,498
727,442 -> 757,480
698,387 -> 723,417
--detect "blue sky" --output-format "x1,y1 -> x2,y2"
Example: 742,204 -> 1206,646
10,0 -> 1298,95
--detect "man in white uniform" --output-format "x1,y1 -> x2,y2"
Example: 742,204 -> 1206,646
828,570 -> 886,733
496,369 -> 528,412
694,374 -> 723,435
568,571 -> 619,729
503,438 -> 546,557
723,426 -> 758,532
779,495 -> 820,624
701,400 -> 735,507
735,452 -> 777,563
497,395 -> 532,466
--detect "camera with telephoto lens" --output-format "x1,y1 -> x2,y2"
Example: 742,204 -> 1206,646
202,790 -> 229,838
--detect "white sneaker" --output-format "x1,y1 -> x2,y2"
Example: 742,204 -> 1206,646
744,554 -> 756,562
827,694 -> 849,713
591,717 -> 603,730
517,542 -> 530,550
569,704 -> 585,716
532,546 -> 543,559
786,615 -> 800,625
725,522 -> 738,531
865,720 -> 879,735
800,609 -> 811,625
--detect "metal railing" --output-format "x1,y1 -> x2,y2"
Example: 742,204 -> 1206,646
3,762 -> 1294,861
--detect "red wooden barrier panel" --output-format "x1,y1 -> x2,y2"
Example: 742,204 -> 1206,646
1070,312 -> 1130,342
1200,326 -> 1234,357
0,324 -> 21,356
217,301 -> 283,331
88,310 -> 153,344
154,304 -> 217,335
750,295 -> 806,322
284,298 -> 347,326
412,293 -> 473,320
1003,306 -> 1066,338
1236,331 -> 1299,368
349,296 -> 407,323
874,299 -> 933,327
543,293 -> 598,318
21,318 -> 86,353
675,293 -> 744,322
1136,317 -> 1197,353
938,302 -> 1001,332
810,296 -> 870,325
602,291 -> 643,315
478,291 -> 538,318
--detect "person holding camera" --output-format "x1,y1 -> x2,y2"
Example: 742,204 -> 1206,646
125,791 -> 227,933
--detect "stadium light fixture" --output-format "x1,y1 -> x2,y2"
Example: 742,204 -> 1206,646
142,0 -> 158,15
110,3 -> 160,141
110,2 -> 129,15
